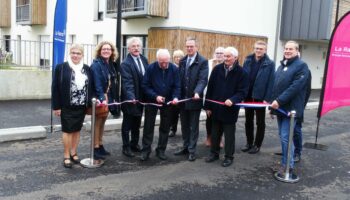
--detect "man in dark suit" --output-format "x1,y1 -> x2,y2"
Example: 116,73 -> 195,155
120,37 -> 149,157
140,49 -> 180,161
204,47 -> 249,167
174,37 -> 208,161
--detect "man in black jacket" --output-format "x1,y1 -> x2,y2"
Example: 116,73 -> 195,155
140,49 -> 180,161
174,37 -> 208,161
241,40 -> 275,154
204,47 -> 249,167
120,37 -> 149,157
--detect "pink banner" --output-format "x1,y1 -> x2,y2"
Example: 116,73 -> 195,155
318,11 -> 350,118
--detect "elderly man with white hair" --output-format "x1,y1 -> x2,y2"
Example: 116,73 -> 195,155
204,47 -> 249,167
140,49 -> 181,161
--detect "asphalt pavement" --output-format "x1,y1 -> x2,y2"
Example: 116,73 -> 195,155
1,90 -> 350,199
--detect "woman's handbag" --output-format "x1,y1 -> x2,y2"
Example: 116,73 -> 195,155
86,105 -> 109,117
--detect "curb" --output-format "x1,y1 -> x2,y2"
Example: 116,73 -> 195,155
0,102 -> 319,143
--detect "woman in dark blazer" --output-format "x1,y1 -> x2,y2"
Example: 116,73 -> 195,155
90,41 -> 119,160
52,44 -> 92,168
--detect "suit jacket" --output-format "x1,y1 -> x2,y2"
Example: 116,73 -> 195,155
120,53 -> 149,116
179,52 -> 208,110
204,62 -> 249,124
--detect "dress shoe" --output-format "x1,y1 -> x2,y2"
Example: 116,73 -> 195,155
188,153 -> 196,161
294,154 -> 301,163
99,145 -> 111,156
156,151 -> 168,160
94,148 -> 106,160
122,148 -> 135,157
174,148 -> 189,156
169,131 -> 176,137
248,145 -> 260,154
221,158 -> 233,167
241,144 -> 252,152
205,154 -> 219,163
274,152 -> 283,156
140,152 -> 150,161
130,145 -> 141,153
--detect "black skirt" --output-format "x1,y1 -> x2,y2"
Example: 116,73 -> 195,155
61,106 -> 86,133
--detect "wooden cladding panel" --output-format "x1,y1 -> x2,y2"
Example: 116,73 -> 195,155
148,0 -> 168,18
148,28 -> 266,63
0,0 -> 11,27
31,0 -> 46,25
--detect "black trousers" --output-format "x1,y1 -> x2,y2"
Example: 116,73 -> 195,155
142,105 -> 172,153
210,120 -> 236,159
244,107 -> 266,148
170,105 -> 180,133
180,109 -> 201,153
121,113 -> 142,150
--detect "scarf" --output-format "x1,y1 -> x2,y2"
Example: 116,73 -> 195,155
68,57 -> 86,90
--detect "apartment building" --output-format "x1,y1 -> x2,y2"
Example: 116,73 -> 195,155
1,0 -> 349,88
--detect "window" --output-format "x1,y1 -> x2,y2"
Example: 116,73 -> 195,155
94,34 -> 103,45
68,35 -> 76,44
4,35 -> 11,52
16,0 -> 30,22
39,35 -> 50,67
94,0 -> 105,21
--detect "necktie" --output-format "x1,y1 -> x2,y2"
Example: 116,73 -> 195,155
225,66 -> 229,77
186,58 -> 192,68
136,57 -> 144,75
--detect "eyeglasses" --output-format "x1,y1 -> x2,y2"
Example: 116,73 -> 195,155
70,52 -> 82,55
215,52 -> 224,54
102,48 -> 112,51
255,47 -> 265,50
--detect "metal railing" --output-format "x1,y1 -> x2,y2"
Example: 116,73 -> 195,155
0,39 -> 169,69
106,0 -> 145,14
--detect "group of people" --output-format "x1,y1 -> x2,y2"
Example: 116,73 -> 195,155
52,37 -> 311,176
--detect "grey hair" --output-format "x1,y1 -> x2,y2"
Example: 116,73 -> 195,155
286,40 -> 299,51
156,49 -> 171,59
70,44 -> 84,56
225,47 -> 239,57
126,37 -> 143,49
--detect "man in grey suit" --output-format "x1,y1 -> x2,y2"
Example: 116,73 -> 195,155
174,37 -> 208,161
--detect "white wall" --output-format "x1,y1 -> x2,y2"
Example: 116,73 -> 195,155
299,42 -> 328,89
122,0 -> 281,57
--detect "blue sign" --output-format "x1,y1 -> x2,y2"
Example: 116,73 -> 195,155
52,0 -> 67,75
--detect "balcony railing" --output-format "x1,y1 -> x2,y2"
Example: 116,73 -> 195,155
106,0 -> 168,19
16,3 -> 30,22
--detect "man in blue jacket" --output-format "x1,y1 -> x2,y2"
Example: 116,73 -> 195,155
241,40 -> 275,154
271,41 -> 310,175
140,49 -> 180,161
174,37 -> 208,161
204,47 -> 249,167
120,37 -> 149,158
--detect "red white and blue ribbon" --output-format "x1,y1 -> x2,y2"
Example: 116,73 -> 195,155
96,98 -> 289,116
